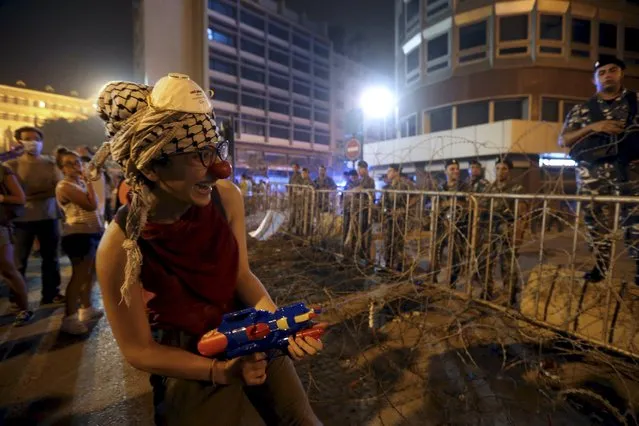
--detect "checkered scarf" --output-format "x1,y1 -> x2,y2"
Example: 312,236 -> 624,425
88,80 -> 221,306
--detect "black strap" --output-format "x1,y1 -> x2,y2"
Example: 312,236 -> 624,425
586,95 -> 604,122
626,90 -> 638,125
211,186 -> 227,223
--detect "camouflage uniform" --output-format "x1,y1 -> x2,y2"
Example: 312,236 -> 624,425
383,179 -> 412,271
479,180 -> 524,303
563,90 -> 639,281
313,176 -> 337,213
357,175 -> 376,260
342,178 -> 360,252
433,180 -> 470,285
288,171 -> 305,234
467,176 -> 490,284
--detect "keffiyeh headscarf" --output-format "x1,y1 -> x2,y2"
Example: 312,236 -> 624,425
89,80 -> 221,305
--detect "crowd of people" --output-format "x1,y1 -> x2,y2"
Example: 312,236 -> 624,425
1,126 -> 127,330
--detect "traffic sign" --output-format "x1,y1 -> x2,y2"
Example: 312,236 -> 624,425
345,138 -> 361,161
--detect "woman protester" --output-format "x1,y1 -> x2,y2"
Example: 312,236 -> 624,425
55,147 -> 104,334
89,75 -> 323,425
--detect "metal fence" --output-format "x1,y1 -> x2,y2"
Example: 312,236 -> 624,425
248,184 -> 639,357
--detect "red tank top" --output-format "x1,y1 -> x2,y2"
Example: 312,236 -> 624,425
115,189 -> 239,336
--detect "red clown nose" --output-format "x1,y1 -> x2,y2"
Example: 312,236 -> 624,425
208,160 -> 232,180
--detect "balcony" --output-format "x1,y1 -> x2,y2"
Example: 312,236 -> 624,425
363,119 -> 564,166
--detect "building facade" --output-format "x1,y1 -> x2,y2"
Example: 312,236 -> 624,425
135,0 -> 384,181
0,84 -> 94,151
364,0 -> 639,189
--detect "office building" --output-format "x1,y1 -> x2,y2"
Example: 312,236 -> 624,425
135,0 -> 385,180
364,0 -> 639,189
0,84 -> 94,151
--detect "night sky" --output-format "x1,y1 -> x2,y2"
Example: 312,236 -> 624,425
0,0 -> 393,98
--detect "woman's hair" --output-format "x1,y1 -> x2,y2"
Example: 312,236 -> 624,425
88,80 -> 221,305
54,146 -> 79,169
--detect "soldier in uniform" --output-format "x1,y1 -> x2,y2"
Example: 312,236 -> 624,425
313,165 -> 337,213
342,169 -> 360,252
356,160 -> 376,261
559,57 -> 639,284
383,164 -> 412,272
479,158 -> 526,305
466,159 -> 490,285
288,163 -> 304,234
432,159 -> 470,286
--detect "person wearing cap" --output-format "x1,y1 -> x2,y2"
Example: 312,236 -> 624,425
342,169 -> 360,252
466,159 -> 489,193
559,56 -> 639,284
432,159 -> 470,286
383,164 -> 411,272
356,161 -> 375,261
478,157 -> 526,304
91,76 -> 321,425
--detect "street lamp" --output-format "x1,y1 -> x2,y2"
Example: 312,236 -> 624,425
359,86 -> 395,144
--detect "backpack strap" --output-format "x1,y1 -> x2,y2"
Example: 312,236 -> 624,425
625,90 -> 638,125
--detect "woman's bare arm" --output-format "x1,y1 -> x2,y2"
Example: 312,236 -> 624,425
56,181 -> 98,211
3,174 -> 25,204
216,180 -> 277,312
96,222 -> 218,381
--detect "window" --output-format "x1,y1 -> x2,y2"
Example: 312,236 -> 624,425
292,56 -> 310,73
406,50 -> 419,73
209,55 -> 237,75
400,115 -> 417,137
571,18 -> 591,57
625,27 -> 639,53
268,95 -> 289,115
268,21 -> 288,40
426,0 -> 448,18
293,101 -> 311,119
269,72 -> 289,91
539,15 -> 562,41
208,28 -> 235,46
241,88 -> 265,109
269,48 -> 289,65
499,15 -> 528,41
314,107 -> 330,123
240,8 -> 264,31
293,78 -> 311,96
405,0 -> 419,21
457,101 -> 489,127
241,115 -> 266,136
541,98 -> 559,122
314,66 -> 329,80
428,106 -> 452,132
270,120 -> 290,139
210,80 -> 238,104
294,125 -> 312,142
459,21 -> 487,50
599,23 -> 617,49
241,37 -> 265,56
427,34 -> 448,61
314,87 -> 329,102
209,0 -> 236,18
292,32 -> 311,50
241,64 -> 265,83
494,98 -> 528,121
314,42 -> 329,59
314,129 -> 330,145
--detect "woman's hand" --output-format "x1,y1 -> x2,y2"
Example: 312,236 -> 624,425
215,352 -> 268,386
287,336 -> 323,361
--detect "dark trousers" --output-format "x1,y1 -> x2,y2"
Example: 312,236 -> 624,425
434,220 -> 467,285
384,215 -> 405,271
13,219 -> 61,301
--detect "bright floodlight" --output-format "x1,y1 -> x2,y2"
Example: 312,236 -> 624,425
359,86 -> 394,119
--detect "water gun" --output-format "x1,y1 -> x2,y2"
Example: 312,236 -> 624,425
197,302 -> 326,359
